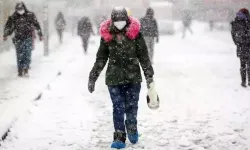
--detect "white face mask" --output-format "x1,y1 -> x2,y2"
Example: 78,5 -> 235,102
114,21 -> 127,30
17,10 -> 25,15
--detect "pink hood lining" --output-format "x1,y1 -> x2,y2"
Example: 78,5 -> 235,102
99,17 -> 141,42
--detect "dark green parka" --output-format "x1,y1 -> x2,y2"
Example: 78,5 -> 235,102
89,17 -> 154,86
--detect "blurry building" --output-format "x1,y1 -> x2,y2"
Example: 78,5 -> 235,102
150,0 -> 175,35
178,0 -> 250,21
93,0 -> 150,18
164,0 -> 250,21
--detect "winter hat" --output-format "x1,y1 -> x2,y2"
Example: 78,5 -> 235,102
111,7 -> 129,22
239,8 -> 249,15
15,2 -> 25,11
146,7 -> 154,17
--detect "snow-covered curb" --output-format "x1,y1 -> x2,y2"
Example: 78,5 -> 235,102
0,117 -> 16,142
0,33 -> 81,144
0,71 -> 62,144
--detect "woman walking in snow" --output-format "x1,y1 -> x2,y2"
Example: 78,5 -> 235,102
231,8 -> 250,87
88,7 -> 155,149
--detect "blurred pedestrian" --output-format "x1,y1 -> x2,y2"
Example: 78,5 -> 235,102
3,2 -> 43,77
55,12 -> 66,44
140,7 -> 159,63
77,16 -> 94,54
209,20 -> 214,32
231,8 -> 250,87
182,10 -> 193,38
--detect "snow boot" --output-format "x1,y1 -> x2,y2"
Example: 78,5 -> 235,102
23,68 -> 29,77
127,132 -> 139,144
241,82 -> 247,88
125,121 -> 139,144
18,68 -> 23,77
240,68 -> 247,88
111,131 -> 126,149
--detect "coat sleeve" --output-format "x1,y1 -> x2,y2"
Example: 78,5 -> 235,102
89,38 -> 109,82
136,33 -> 154,80
31,13 -> 43,37
3,16 -> 14,37
87,18 -> 94,34
140,18 -> 145,34
231,22 -> 241,57
153,19 -> 159,38
63,17 -> 66,26
90,21 -> 94,34
77,21 -> 81,35
231,22 -> 237,45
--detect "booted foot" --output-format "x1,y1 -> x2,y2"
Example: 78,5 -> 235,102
18,68 -> 23,77
23,68 -> 29,76
18,72 -> 23,77
125,121 -> 138,144
128,132 -> 139,144
111,131 -> 126,149
241,82 -> 247,88
111,141 -> 126,149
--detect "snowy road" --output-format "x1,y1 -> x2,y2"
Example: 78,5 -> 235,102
1,26 -> 250,150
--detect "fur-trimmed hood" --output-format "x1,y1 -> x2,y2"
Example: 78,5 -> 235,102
99,17 -> 141,42
15,2 -> 28,12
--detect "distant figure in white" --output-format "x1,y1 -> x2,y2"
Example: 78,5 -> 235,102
55,12 -> 66,44
77,16 -> 94,54
182,10 -> 193,38
140,8 -> 159,64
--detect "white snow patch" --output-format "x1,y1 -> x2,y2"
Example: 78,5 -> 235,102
0,22 -> 250,150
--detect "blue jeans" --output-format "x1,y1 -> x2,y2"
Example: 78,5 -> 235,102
108,84 -> 141,132
14,38 -> 33,71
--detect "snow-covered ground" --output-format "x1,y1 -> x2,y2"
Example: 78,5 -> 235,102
1,22 -> 250,150
0,33 -> 93,141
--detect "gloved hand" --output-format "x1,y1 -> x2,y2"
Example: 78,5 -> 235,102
88,80 -> 95,93
146,78 -> 154,89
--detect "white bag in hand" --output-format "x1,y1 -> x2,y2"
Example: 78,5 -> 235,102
147,82 -> 160,110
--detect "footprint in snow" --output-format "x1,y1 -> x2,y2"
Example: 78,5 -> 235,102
234,128 -> 244,133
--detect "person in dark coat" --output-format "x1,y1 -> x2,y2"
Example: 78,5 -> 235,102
77,16 -> 94,53
182,10 -> 193,38
3,2 -> 43,77
231,8 -> 250,87
55,12 -> 66,44
209,20 -> 215,32
140,7 -> 159,63
88,7 -> 155,149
